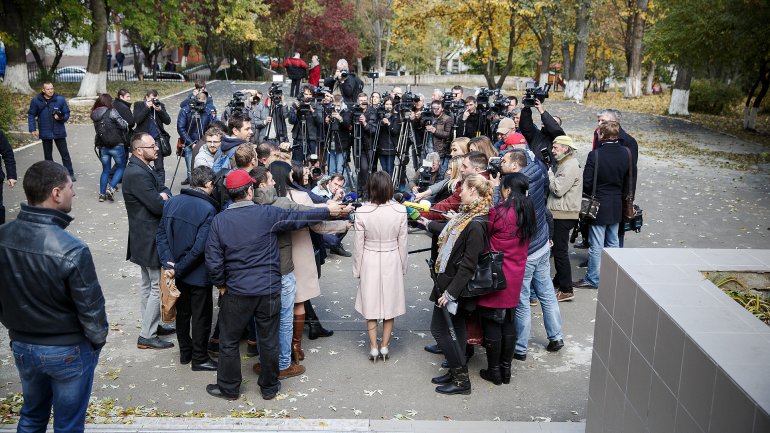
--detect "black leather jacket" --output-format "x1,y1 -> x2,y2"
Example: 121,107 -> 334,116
0,204 -> 109,348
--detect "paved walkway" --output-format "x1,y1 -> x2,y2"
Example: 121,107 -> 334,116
0,81 -> 767,428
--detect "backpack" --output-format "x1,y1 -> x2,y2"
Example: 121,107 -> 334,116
211,169 -> 233,211
355,76 -> 364,95
94,109 -> 124,147
211,146 -> 238,174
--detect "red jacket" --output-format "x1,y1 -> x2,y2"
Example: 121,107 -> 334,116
284,58 -> 308,80
308,65 -> 321,87
477,205 -> 528,309
419,172 -> 489,220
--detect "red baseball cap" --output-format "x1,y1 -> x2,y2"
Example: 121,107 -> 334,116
225,170 -> 256,189
501,132 -> 527,150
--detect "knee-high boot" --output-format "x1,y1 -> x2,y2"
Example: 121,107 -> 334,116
292,314 -> 306,363
305,300 -> 333,340
479,338 -> 502,385
500,334 -> 516,384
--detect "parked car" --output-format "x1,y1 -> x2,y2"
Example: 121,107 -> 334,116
149,71 -> 185,81
55,66 -> 87,82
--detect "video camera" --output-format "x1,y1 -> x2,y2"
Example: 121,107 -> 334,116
190,98 -> 207,112
352,103 -> 367,118
487,156 -> 503,178
399,92 -> 418,114
442,92 -> 465,113
313,86 -> 330,104
268,82 -> 283,103
477,88 -> 507,114
417,159 -> 434,192
522,81 -> 550,107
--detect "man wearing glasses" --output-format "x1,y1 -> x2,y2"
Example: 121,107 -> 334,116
194,127 -> 224,169
123,132 -> 174,350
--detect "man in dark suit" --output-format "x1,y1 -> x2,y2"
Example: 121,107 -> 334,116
575,121 -> 630,289
123,132 -> 174,349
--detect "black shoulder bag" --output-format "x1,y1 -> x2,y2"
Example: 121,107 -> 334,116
580,151 -> 600,222
461,218 -> 507,298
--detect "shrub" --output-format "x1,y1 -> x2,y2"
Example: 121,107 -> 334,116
688,79 -> 743,115
0,85 -> 17,136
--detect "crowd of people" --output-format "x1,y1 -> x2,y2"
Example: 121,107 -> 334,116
0,59 -> 639,429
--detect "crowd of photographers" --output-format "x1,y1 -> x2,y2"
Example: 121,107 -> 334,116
1,59 -> 641,427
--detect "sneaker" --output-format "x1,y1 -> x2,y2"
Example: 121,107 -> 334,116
106,186 -> 114,201
98,194 -> 106,202
71,175 -> 77,182
530,298 -> 539,306
573,279 -> 597,289
556,291 -> 575,302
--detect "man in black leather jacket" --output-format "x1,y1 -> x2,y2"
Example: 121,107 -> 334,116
0,161 -> 108,432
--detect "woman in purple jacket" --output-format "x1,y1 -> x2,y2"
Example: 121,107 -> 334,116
477,173 -> 536,385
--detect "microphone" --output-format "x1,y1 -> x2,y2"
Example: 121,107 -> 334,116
342,191 -> 358,204
402,201 -> 430,213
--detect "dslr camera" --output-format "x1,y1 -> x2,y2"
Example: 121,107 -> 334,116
151,98 -> 161,109
522,81 -> 550,107
268,82 -> 283,103
339,70 -> 349,79
52,108 -> 64,120
487,156 -> 503,178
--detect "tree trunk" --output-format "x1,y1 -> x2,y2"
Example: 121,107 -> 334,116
181,43 -> 191,68
623,0 -> 648,98
565,0 -> 592,102
644,60 -> 656,95
1,0 -> 34,94
382,27 -> 392,74
78,0 -> 108,97
561,42 -> 572,82
743,60 -> 769,130
668,66 -> 692,115
538,22 -> 553,87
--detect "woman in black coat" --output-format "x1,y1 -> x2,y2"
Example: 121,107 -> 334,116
419,173 -> 493,395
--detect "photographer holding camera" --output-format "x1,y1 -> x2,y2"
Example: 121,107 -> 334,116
288,86 -> 323,164
368,97 -> 400,177
519,99 -> 565,166
460,96 -> 486,139
134,89 -> 171,184
324,95 -> 352,176
424,100 -> 454,176
28,82 -> 75,180
177,92 -> 215,184
323,59 -> 363,106
246,90 -> 271,144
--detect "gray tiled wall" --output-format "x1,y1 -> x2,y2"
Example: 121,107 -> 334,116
586,249 -> 770,433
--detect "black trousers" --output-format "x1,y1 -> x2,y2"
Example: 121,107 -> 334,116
430,304 -> 467,369
175,280 -> 213,364
154,152 -> 166,186
479,308 -> 516,340
216,291 -> 281,397
290,79 -> 301,98
356,150 -> 371,197
42,138 -> 74,176
553,219 -> 578,293
0,183 -> 4,225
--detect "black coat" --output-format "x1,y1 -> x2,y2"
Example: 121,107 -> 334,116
593,127 -> 638,195
519,107 -> 564,165
114,98 -> 135,133
133,101 -> 171,140
369,112 -> 400,156
583,141 -> 630,226
427,217 -> 487,301
0,130 -> 17,182
460,111 -> 486,138
323,74 -> 363,105
123,155 -> 172,267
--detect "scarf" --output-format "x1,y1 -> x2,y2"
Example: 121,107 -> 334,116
435,195 -> 492,274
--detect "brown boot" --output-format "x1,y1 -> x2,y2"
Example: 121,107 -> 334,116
278,363 -> 306,379
292,313 -> 306,363
252,363 -> 262,375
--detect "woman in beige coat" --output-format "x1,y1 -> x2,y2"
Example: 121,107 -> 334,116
269,161 -> 349,365
353,171 -> 408,362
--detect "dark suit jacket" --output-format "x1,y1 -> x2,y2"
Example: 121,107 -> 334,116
123,155 -> 172,267
593,127 -> 638,195
583,141 -> 630,226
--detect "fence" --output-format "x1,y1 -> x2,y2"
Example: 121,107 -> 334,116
26,62 -> 211,83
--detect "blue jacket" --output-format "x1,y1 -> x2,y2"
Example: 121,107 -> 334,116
518,150 -> 550,256
28,93 -> 70,139
157,188 -> 219,287
205,201 -> 330,296
177,105 -> 214,147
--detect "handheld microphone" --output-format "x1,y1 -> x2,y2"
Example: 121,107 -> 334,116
342,191 -> 358,204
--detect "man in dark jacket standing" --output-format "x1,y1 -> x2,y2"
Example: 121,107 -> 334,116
424,100 -> 454,175
28,82 -> 75,180
575,120 -> 630,289
134,89 -> 171,184
0,161 -> 108,432
288,86 -> 323,163
0,130 -> 17,224
157,166 -> 218,371
123,132 -> 174,350
284,52 -> 309,98
519,99 -> 565,165
204,170 -> 343,401
177,92 -> 214,184
323,59 -> 363,106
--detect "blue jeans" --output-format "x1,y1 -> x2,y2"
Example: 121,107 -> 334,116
327,150 -> 345,176
585,223 -> 620,287
12,340 -> 100,433
515,249 -> 563,355
279,272 -> 297,370
184,144 -> 193,179
378,154 -> 395,176
99,146 -> 125,194
439,156 -> 451,181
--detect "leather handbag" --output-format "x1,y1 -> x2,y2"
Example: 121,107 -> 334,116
622,147 -> 636,220
580,151 -> 600,221
158,134 -> 172,157
461,219 -> 507,298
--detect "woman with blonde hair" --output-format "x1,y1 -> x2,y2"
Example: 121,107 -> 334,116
352,171 -> 408,362
449,137 -> 470,157
469,136 -> 498,160
420,173 -> 494,395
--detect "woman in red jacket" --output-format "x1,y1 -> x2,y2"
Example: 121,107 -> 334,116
477,172 -> 536,385
308,55 -> 321,88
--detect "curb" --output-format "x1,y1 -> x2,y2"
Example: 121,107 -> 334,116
0,418 -> 586,432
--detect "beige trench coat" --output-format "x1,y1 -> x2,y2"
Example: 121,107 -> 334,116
287,188 -> 348,303
352,201 -> 408,320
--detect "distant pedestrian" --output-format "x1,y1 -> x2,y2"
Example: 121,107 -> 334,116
284,52 -> 309,98
116,50 -> 125,72
90,93 -> 129,202
0,161 -> 108,433
308,55 -> 321,87
27,82 -> 75,180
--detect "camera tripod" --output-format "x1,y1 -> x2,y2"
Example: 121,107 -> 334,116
292,106 -> 313,163
392,110 -> 416,190
264,99 -> 288,143
170,109 -> 203,189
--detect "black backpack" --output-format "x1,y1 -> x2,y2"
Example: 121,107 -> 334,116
94,109 -> 124,147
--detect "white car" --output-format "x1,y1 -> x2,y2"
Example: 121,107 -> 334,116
54,66 -> 87,83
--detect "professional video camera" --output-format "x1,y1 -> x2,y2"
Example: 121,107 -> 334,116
190,98 -> 206,112
417,159 -> 434,192
487,156 -> 503,177
399,92 -> 418,113
522,81 -> 550,107
268,82 -> 283,103
476,88 -> 507,113
227,91 -> 247,113
442,92 -> 465,113
351,103 -> 367,118
313,86 -> 330,104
